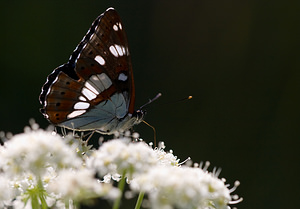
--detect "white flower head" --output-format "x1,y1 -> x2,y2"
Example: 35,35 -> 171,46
154,141 -> 180,167
48,169 -> 119,204
86,138 -> 158,179
0,130 -> 82,177
131,166 -> 233,209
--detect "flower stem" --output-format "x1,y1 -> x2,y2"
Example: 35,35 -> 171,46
112,171 -> 127,209
28,178 -> 48,209
134,191 -> 145,209
37,178 -> 48,209
30,192 -> 39,209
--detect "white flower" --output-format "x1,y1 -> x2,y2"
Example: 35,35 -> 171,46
0,124 -> 242,209
86,138 -> 157,179
154,142 -> 180,167
0,130 -> 82,177
11,197 -> 32,209
4,166 -> 57,203
130,166 -> 232,209
101,173 -> 122,183
48,169 -> 119,204
4,166 -> 60,209
0,174 -> 13,207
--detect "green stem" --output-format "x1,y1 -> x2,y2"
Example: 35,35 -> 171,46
134,191 -> 145,209
30,192 -> 39,209
29,178 -> 48,209
112,170 -> 127,209
38,178 -> 48,209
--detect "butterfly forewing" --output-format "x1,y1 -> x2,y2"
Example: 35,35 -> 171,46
40,8 -> 138,133
76,9 -> 134,103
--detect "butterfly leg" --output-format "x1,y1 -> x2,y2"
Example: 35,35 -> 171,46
83,130 -> 96,144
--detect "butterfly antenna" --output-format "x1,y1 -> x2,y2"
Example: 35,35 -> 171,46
140,93 -> 162,109
163,95 -> 193,105
142,120 -> 157,147
179,95 -> 193,102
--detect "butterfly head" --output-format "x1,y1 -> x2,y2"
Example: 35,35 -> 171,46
132,109 -> 146,124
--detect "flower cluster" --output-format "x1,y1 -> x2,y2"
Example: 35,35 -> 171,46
0,127 -> 118,208
0,130 -> 81,176
0,122 -> 242,209
86,138 -> 158,179
131,166 -> 232,209
48,169 -> 119,204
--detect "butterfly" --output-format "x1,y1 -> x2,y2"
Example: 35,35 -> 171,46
39,7 -> 145,135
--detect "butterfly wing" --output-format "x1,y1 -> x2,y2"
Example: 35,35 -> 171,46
40,8 -> 137,133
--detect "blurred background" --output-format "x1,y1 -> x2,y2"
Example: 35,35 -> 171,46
0,0 -> 299,208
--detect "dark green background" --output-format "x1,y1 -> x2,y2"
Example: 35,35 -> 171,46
1,1 -> 299,209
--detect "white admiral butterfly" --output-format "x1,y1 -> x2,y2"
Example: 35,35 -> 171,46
39,8 -> 145,134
